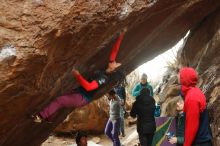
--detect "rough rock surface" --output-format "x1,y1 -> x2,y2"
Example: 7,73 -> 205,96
54,97 -> 109,134
1,0 -> 220,146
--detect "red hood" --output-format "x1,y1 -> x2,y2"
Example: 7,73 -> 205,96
180,67 -> 198,95
180,67 -> 206,113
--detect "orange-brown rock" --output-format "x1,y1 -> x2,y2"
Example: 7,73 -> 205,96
1,0 -> 220,146
55,97 -> 109,134
55,92 -> 133,134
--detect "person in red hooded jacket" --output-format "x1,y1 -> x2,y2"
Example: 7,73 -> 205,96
179,67 -> 212,146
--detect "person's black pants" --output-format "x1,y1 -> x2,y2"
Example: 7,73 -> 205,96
192,141 -> 212,146
138,133 -> 154,146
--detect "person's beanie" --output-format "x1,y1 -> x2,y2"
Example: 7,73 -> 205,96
141,73 -> 148,80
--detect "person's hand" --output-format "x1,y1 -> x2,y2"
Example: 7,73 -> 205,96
122,27 -> 128,33
120,27 -> 127,35
106,61 -> 121,73
72,67 -> 80,75
168,137 -> 177,144
107,95 -> 111,101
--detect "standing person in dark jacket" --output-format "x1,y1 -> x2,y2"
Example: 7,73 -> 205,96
32,29 -> 127,123
179,67 -> 212,146
130,88 -> 156,146
168,96 -> 185,146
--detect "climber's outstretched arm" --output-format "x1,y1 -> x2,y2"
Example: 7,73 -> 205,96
109,28 -> 126,62
72,68 -> 99,91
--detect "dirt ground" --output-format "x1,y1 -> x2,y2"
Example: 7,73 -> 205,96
42,125 -> 139,146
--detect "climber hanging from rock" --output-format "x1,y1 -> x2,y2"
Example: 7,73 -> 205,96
32,28 -> 127,123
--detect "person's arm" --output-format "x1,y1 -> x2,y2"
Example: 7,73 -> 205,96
120,99 -> 125,106
177,137 -> 184,144
130,102 -> 137,118
184,98 -> 200,146
72,69 -> 99,91
149,85 -> 154,97
109,30 -> 125,62
122,87 -> 126,105
177,114 -> 185,144
132,84 -> 140,97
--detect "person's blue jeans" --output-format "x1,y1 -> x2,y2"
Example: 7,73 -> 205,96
105,118 -> 121,146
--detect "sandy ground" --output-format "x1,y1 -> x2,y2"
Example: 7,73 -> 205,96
42,125 -> 139,146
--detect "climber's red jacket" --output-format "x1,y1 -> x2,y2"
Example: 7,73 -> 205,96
73,32 -> 125,91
